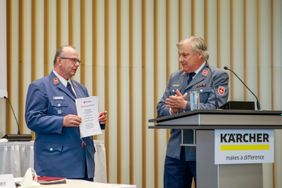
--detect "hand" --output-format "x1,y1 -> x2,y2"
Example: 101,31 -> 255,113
170,107 -> 180,115
166,90 -> 187,110
98,111 -> 108,123
63,114 -> 81,127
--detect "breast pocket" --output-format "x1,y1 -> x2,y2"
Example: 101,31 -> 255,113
50,100 -> 69,115
37,143 -> 64,165
169,83 -> 181,95
195,87 -> 214,103
40,143 -> 63,155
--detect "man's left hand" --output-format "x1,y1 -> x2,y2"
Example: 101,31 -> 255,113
165,90 -> 187,110
98,111 -> 107,123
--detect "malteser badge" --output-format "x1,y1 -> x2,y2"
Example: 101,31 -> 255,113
217,86 -> 225,96
53,77 -> 59,85
202,69 -> 208,77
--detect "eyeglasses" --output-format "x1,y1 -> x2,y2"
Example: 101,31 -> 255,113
59,56 -> 80,64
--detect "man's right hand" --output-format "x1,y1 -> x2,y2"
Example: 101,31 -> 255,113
63,114 -> 81,127
166,90 -> 188,111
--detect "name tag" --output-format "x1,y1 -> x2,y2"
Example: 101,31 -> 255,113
172,84 -> 180,87
53,96 -> 64,100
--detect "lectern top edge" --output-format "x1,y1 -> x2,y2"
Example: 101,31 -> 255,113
149,110 -> 282,123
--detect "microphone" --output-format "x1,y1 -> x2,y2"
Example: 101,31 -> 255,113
224,66 -> 261,110
2,96 -> 32,141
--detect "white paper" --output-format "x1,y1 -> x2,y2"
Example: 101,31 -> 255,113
76,96 -> 102,137
0,174 -> 16,188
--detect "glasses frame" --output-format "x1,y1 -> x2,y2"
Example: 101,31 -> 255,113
59,56 -> 81,64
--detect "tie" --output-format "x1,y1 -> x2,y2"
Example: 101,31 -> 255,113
67,82 -> 76,98
186,72 -> 195,85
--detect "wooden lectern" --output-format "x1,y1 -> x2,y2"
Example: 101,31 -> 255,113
149,110 -> 282,188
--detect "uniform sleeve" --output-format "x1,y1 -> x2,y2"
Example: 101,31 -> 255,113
157,75 -> 174,117
25,82 -> 64,134
212,71 -> 229,108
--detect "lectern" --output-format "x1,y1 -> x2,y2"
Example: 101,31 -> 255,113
149,110 -> 282,188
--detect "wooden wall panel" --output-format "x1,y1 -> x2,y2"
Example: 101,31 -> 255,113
2,0 -> 282,187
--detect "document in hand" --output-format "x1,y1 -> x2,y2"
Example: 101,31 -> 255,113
75,96 -> 102,137
37,176 -> 66,185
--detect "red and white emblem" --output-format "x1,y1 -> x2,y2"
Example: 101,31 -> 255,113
217,86 -> 225,96
202,69 -> 208,77
53,77 -> 59,85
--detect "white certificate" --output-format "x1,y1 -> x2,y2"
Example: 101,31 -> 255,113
75,96 -> 102,137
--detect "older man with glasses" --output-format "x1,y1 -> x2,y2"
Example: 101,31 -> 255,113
25,45 -> 107,181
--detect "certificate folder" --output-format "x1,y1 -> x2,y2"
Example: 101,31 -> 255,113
37,176 -> 66,185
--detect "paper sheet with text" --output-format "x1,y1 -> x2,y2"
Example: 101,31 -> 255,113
75,96 -> 102,137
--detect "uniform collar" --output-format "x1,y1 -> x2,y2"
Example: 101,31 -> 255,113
53,70 -> 69,87
194,62 -> 206,76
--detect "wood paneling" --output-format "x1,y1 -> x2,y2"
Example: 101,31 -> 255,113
3,0 -> 282,187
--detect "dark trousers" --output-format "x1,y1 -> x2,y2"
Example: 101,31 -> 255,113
164,148 -> 196,188
70,160 -> 94,182
70,177 -> 94,182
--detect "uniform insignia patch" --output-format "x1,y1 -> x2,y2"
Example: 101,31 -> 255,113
217,86 -> 225,96
172,84 -> 180,87
202,69 -> 208,76
53,96 -> 64,100
53,77 -> 59,85
195,84 -> 207,88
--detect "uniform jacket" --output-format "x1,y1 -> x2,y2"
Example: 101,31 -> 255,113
25,71 -> 95,178
157,63 -> 229,161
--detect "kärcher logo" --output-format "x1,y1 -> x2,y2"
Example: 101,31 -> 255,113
220,133 -> 269,143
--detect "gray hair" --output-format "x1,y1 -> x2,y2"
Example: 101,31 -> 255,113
177,36 -> 210,61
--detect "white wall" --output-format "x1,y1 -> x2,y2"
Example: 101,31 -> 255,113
0,0 -> 7,137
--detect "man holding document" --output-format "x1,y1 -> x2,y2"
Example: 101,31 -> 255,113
25,45 -> 107,181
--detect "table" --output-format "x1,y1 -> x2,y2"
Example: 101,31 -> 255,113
0,140 -> 107,183
39,179 -> 136,188
0,141 -> 34,177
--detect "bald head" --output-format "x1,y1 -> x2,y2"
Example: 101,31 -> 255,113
53,45 -> 80,80
53,45 -> 78,66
